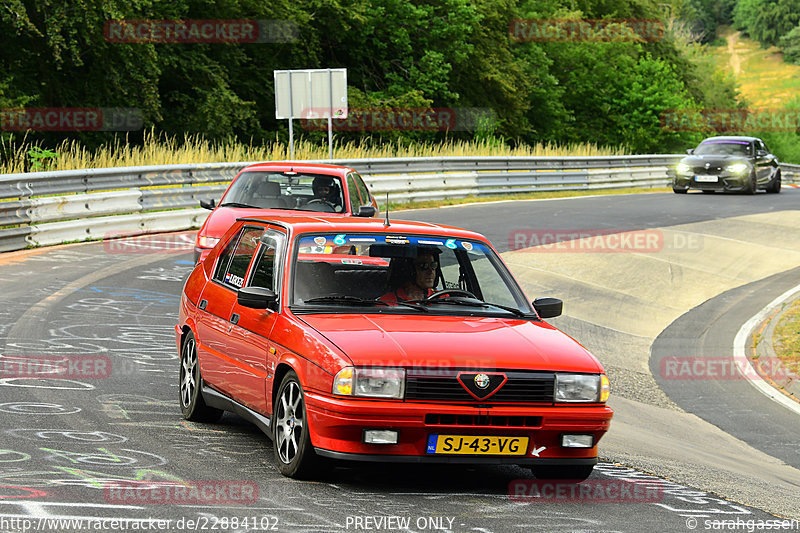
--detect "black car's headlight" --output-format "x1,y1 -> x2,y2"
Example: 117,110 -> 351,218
676,163 -> 692,175
725,162 -> 749,174
333,367 -> 405,399
555,373 -> 610,403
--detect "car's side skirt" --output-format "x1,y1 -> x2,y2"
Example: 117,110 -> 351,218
314,449 -> 597,465
202,385 -> 274,440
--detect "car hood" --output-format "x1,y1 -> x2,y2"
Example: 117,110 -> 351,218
681,155 -> 750,168
299,314 -> 603,373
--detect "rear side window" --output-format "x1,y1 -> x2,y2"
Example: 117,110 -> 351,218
213,226 -> 264,289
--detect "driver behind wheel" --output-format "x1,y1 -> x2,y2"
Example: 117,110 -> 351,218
379,247 -> 441,302
303,177 -> 343,212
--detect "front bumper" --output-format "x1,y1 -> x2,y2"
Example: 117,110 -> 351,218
305,392 -> 613,464
673,172 -> 750,191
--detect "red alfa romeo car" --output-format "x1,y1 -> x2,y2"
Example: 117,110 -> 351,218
193,162 -> 378,263
176,214 -> 612,479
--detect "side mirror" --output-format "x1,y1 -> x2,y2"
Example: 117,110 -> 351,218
356,205 -> 377,217
200,198 -> 216,210
757,149 -> 768,158
238,286 -> 278,310
686,149 -> 694,155
533,297 -> 562,319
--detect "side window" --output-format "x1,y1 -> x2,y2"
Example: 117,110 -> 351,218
248,230 -> 286,293
213,226 -> 264,289
346,174 -> 360,214
758,140 -> 768,154
353,172 -> 372,206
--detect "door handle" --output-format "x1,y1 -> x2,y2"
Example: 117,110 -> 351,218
199,299 -> 207,310
230,313 -> 240,325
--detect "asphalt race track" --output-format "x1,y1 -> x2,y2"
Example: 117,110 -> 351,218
1,190 -> 799,532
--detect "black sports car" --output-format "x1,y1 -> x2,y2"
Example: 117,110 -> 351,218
672,136 -> 781,194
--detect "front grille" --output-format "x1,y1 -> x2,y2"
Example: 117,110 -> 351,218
405,369 -> 555,404
424,413 -> 543,427
692,166 -> 722,175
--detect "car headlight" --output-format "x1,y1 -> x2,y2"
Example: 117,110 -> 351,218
333,367 -> 405,399
676,163 -> 692,175
725,163 -> 749,174
555,373 -> 608,403
197,236 -> 220,249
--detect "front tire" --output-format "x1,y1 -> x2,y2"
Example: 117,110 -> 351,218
179,332 -> 223,422
767,172 -> 781,194
273,371 -> 318,478
743,172 -> 756,195
672,187 -> 688,194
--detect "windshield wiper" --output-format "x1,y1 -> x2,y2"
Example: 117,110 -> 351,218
302,296 -> 427,311
219,202 -> 259,209
408,297 -> 529,317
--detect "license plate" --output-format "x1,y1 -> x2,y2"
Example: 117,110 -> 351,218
426,435 -> 529,455
695,175 -> 718,183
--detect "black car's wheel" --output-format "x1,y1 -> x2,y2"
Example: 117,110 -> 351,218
672,187 -> 688,194
743,171 -> 756,195
273,371 -> 318,478
767,171 -> 781,194
179,332 -> 223,422
533,464 -> 594,483
702,190 -> 716,194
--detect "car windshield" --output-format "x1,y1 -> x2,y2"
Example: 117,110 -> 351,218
693,141 -> 752,157
290,233 -> 533,317
221,171 -> 345,213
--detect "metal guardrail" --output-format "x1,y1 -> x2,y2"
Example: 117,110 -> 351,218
1,156 -> 798,253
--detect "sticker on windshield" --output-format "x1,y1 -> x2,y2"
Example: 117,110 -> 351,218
314,236 -> 327,246
461,241 -> 473,251
445,239 -> 457,249
386,236 -> 410,245
349,237 -> 376,243
418,239 -> 444,246
334,234 -> 346,245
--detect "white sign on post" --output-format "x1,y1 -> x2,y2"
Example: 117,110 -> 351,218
274,68 -> 347,159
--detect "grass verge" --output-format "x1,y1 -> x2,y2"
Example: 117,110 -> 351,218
1,130 -> 628,175
772,299 -> 800,376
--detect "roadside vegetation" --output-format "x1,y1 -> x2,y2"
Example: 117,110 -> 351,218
2,0 -> 800,171
772,300 -> 800,379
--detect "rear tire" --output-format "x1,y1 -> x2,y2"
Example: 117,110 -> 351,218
702,190 -> 715,194
533,464 -> 594,483
672,187 -> 688,194
179,332 -> 223,422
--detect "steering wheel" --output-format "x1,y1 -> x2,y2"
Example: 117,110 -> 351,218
426,289 -> 479,300
304,199 -> 336,213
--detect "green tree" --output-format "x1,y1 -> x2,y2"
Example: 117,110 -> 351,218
779,24 -> 800,63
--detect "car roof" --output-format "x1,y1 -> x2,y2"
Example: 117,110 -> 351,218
236,213 -> 487,241
700,136 -> 761,143
239,162 -> 355,176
